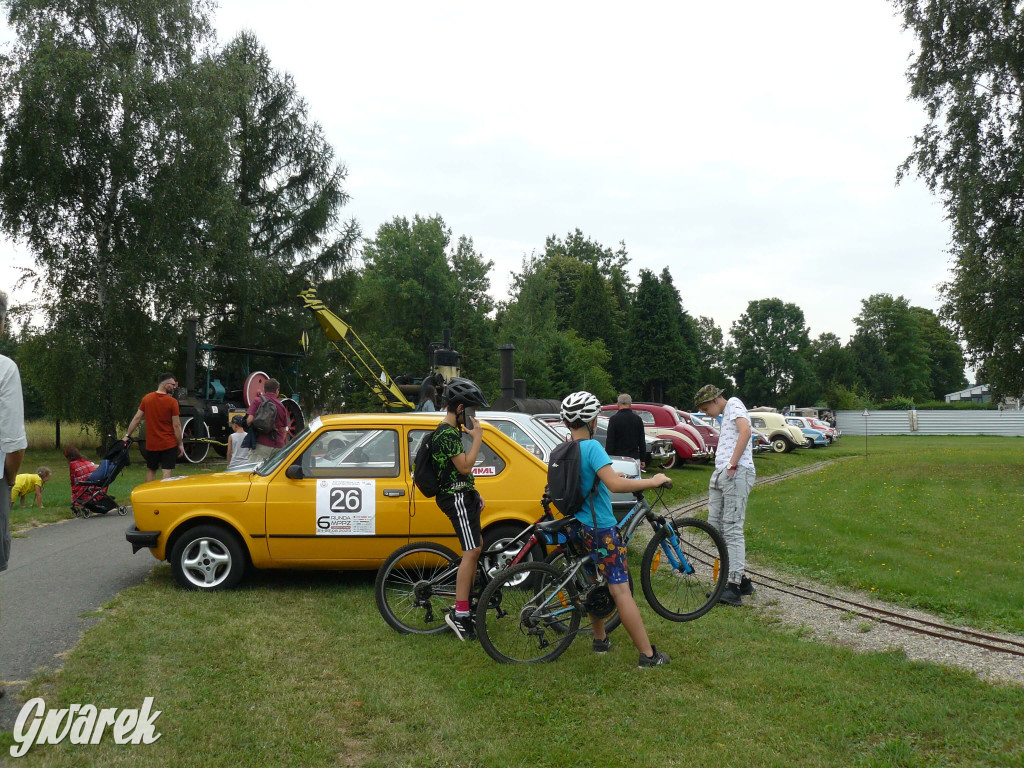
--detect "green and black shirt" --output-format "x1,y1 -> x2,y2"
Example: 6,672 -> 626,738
432,422 -> 474,495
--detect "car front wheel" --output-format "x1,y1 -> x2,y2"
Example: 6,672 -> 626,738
170,524 -> 247,591
481,523 -> 544,583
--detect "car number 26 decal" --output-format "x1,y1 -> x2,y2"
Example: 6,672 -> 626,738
315,479 -> 375,535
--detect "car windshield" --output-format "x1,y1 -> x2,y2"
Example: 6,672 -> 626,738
526,417 -> 566,452
255,424 -> 312,477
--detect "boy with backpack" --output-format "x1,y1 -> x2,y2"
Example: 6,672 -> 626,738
557,391 -> 672,667
422,377 -> 490,640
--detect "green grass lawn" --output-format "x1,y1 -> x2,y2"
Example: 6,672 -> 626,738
9,448 -> 218,529
655,438 -> 866,507
2,436 -> 1022,767
5,567 -> 1022,768
745,436 -> 1024,633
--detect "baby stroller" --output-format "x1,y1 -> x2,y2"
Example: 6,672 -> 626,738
71,439 -> 132,518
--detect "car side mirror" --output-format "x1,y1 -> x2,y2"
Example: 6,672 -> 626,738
285,464 -> 304,480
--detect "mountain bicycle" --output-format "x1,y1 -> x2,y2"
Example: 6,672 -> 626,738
474,484 -> 729,663
374,508 -> 555,635
374,491 -> 642,635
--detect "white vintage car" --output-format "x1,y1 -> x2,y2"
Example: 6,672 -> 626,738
477,411 -> 644,519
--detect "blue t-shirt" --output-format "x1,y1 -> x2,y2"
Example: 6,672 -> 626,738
574,439 -> 615,529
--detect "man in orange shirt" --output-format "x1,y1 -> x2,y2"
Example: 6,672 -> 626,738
123,372 -> 185,482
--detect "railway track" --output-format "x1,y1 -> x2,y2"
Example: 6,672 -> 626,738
664,460 -> 1024,662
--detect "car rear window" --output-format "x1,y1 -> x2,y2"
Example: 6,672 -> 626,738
637,411 -> 655,425
302,429 -> 400,478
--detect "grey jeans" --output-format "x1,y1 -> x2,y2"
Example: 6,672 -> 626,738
707,466 -> 754,583
0,476 -> 11,572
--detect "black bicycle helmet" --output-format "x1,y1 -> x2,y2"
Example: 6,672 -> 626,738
442,377 -> 490,409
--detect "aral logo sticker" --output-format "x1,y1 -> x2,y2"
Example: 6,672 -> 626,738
471,466 -> 496,476
315,479 -> 375,535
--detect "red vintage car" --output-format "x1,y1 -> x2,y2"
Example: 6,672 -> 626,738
675,409 -> 719,454
599,403 -> 712,469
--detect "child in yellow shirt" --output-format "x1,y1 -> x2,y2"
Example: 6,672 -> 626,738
11,466 -> 51,508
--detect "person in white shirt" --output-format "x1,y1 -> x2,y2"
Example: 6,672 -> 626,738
694,384 -> 756,606
1,289 -> 28,577
226,415 -> 252,468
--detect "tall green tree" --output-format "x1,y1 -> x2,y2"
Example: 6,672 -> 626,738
809,333 -> 857,392
627,269 -> 695,403
0,0 -> 221,439
544,230 -> 630,385
496,254 -> 612,402
729,298 -> 811,407
495,255 -> 560,399
853,294 -> 932,401
910,306 -> 968,399
694,316 -> 732,389
895,0 -> 1024,397
847,331 -> 896,402
352,215 -> 496,406
201,31 -> 358,356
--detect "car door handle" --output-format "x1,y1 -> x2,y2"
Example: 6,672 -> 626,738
383,489 -> 405,497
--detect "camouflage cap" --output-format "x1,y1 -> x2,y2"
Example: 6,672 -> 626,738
693,384 -> 724,407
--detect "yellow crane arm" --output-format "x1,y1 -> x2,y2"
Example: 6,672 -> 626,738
299,287 -> 414,411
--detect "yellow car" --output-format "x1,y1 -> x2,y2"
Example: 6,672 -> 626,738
126,413 -> 550,590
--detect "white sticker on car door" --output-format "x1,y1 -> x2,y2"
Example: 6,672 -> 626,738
315,478 -> 376,535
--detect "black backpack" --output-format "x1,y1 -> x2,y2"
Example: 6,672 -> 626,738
546,440 -> 600,517
412,425 -> 445,498
251,396 -> 278,435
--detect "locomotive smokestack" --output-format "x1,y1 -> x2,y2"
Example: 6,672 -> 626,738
499,344 -> 515,402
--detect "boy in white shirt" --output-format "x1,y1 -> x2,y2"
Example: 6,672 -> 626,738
694,385 -> 756,606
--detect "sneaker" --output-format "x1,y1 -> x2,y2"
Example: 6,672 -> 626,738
638,646 -> 670,668
592,637 -> 612,654
719,582 -> 743,606
740,576 -> 756,596
445,611 -> 474,641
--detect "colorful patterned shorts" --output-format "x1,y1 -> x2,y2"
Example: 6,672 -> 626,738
567,521 -> 630,585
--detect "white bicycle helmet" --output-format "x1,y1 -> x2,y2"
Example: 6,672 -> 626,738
560,391 -> 602,427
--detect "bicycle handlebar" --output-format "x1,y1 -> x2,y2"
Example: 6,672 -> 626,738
633,479 -> 672,499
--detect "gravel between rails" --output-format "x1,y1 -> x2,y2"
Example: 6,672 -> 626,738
739,565 -> 1024,687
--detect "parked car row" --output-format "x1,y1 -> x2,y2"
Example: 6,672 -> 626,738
598,402 -> 714,469
125,403 -> 843,591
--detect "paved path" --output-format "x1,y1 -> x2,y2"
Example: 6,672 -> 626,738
0,510 -> 154,731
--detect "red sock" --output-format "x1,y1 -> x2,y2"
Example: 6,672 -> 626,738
455,600 -> 470,615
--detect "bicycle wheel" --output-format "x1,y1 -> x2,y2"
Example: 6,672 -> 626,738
544,549 -> 630,634
375,541 -> 461,634
476,562 -> 581,664
641,517 -> 728,622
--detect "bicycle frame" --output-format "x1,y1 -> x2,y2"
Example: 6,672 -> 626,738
404,512 -> 553,605
548,487 -> 701,580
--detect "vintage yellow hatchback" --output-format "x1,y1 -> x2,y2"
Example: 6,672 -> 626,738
126,413 -> 550,590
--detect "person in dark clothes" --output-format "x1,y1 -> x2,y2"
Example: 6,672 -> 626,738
604,393 -> 646,469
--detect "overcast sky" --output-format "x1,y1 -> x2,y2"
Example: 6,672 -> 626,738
1,2 -> 955,360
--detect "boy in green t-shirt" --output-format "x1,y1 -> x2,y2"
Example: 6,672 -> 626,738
431,378 -> 490,640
